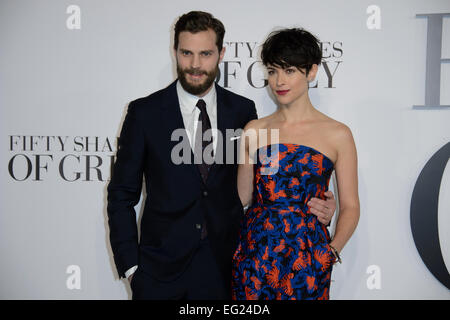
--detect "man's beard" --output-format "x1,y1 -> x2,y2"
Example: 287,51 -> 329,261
177,65 -> 219,96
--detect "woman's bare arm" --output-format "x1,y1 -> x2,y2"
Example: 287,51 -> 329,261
329,124 -> 360,254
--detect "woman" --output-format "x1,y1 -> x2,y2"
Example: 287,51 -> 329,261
231,28 -> 360,300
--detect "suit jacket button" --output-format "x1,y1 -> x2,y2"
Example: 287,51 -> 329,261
195,224 -> 202,230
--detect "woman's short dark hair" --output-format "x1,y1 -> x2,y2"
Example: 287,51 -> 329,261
174,11 -> 225,52
261,28 -> 322,75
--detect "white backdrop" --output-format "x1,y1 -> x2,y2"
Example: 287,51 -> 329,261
1,0 -> 449,299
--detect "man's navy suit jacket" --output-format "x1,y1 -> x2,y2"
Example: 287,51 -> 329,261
107,80 -> 257,290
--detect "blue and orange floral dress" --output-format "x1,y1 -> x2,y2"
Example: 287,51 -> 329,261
232,143 -> 335,300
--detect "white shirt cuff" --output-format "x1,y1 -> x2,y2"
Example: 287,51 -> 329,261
125,265 -> 138,279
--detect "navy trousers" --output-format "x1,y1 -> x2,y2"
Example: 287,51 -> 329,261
131,239 -> 227,300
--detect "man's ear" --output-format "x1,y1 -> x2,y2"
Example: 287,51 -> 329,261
219,47 -> 226,62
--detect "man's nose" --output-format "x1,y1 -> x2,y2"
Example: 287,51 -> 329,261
191,54 -> 201,69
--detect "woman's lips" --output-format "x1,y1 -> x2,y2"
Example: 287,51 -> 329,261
276,90 -> 289,95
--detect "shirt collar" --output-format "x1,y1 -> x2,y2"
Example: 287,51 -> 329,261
176,80 -> 216,114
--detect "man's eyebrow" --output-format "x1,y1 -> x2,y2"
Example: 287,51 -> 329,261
178,48 -> 214,55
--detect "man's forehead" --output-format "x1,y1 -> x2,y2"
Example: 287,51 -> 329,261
178,30 -> 217,48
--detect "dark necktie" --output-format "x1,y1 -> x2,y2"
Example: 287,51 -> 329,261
194,99 -> 212,183
194,99 -> 211,240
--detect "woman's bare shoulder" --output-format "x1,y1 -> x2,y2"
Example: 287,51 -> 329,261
317,114 -> 354,141
323,120 -> 356,159
243,113 -> 276,131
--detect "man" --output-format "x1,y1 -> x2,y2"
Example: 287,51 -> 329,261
107,11 -> 336,300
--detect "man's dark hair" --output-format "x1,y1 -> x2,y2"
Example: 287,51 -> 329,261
174,11 -> 225,52
261,28 -> 322,75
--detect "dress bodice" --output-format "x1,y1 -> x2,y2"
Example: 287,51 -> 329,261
252,143 -> 334,212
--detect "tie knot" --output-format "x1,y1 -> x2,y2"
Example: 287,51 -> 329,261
196,99 -> 207,112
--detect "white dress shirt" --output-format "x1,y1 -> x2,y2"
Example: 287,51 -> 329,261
125,81 -> 218,280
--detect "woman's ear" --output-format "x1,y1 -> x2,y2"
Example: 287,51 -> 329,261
307,64 -> 319,82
